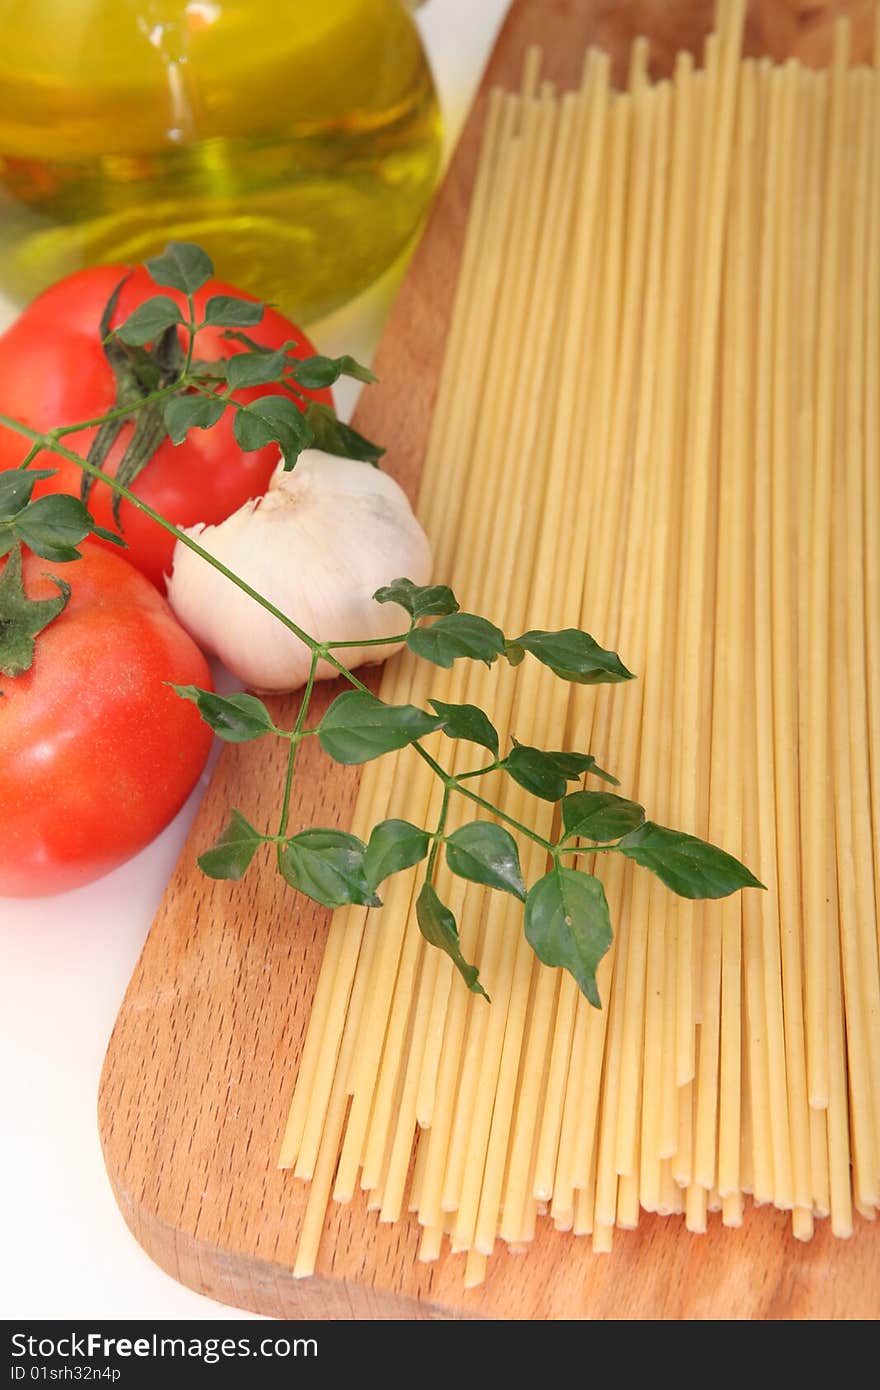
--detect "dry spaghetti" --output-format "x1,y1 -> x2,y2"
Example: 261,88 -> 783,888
282,0 -> 880,1282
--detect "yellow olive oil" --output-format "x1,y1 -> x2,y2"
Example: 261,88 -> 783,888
0,0 -> 442,321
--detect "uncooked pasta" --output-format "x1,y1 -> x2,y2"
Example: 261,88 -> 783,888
281,0 -> 880,1282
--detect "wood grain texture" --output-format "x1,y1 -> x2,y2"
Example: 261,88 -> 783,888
98,0 -> 880,1320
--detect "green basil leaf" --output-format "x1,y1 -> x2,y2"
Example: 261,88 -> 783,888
373,578 -> 459,621
363,818 -> 430,889
303,402 -> 385,464
171,686 -> 276,741
233,394 -> 313,467
115,295 -> 183,346
189,358 -> 229,382
291,354 -> 377,389
415,882 -> 488,1000
0,545 -> 70,677
318,689 -> 442,765
445,822 -> 525,901
163,392 -> 226,444
198,809 -> 263,880
13,494 -> 93,561
406,612 -> 506,669
203,295 -> 265,327
504,745 -> 568,801
428,698 -> 498,757
504,744 -> 618,802
227,349 -> 287,390
280,829 -> 379,909
221,330 -> 282,354
616,822 -> 765,899
549,751 -> 617,782
0,469 -> 55,520
507,628 -> 635,685
524,867 -> 612,1007
146,241 -> 213,294
560,790 -> 645,843
504,638 -> 525,666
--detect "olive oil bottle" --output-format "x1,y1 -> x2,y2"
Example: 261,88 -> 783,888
0,0 -> 442,321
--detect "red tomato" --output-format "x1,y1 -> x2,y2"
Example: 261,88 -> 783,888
0,543 -> 214,897
0,266 -> 333,588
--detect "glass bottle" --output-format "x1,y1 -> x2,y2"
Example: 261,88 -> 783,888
0,0 -> 442,322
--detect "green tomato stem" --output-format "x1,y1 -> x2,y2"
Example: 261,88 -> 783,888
53,383 -> 183,438
276,741 -> 298,874
448,778 -> 555,854
412,744 -> 554,854
276,652 -> 319,869
454,760 -> 502,782
292,654 -> 319,740
559,842 -> 616,853
0,411 -> 327,659
321,632 -> 411,651
426,784 -> 451,882
183,295 -> 197,377
15,442 -> 43,471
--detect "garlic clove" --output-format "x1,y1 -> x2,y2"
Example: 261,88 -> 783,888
166,450 -> 432,692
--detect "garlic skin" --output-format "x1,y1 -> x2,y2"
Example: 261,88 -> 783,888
166,450 -> 432,691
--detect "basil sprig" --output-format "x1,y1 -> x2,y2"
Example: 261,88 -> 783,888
0,244 -> 762,1008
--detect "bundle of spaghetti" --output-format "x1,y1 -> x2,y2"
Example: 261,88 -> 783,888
282,0 -> 880,1283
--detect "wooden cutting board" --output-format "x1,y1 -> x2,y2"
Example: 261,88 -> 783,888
98,0 -> 880,1320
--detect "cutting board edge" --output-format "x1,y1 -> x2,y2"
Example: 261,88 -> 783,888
99,1125 -> 880,1321
101,1159 -> 487,1320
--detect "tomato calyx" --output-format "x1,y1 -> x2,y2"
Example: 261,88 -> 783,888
83,275 -> 188,526
0,242 -> 386,591
0,543 -> 70,678
80,258 -> 387,533
0,451 -> 125,651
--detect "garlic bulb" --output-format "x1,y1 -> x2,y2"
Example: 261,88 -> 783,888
166,450 -> 432,691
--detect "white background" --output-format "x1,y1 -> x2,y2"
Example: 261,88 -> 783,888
0,0 -> 510,1321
